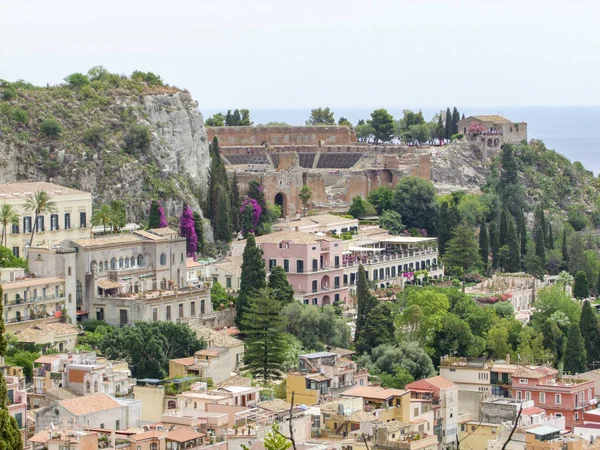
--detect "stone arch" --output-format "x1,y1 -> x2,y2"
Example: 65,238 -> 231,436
274,192 -> 287,218
494,138 -> 500,146
382,169 -> 393,185
321,275 -> 331,290
322,295 -> 331,305
487,138 -> 493,147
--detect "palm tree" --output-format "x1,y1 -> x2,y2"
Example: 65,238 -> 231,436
557,270 -> 574,293
91,204 -> 113,233
24,190 -> 57,256
0,204 -> 20,248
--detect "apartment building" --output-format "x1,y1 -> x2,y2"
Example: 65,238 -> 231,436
6,374 -> 27,436
0,182 -> 92,257
14,322 -> 80,353
298,351 -> 368,390
439,356 -> 517,397
510,366 -> 596,429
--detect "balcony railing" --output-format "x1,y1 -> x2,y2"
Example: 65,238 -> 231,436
5,294 -> 66,306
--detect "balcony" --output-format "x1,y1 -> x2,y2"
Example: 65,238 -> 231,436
5,294 -> 66,306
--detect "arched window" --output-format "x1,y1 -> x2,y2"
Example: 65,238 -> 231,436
137,254 -> 144,267
110,258 -> 116,270
104,260 -> 108,271
93,381 -> 98,392
116,385 -> 121,393
90,261 -> 97,273
160,253 -> 167,266
99,262 -> 103,272
167,400 -> 176,410
160,278 -> 167,290
86,381 -> 91,393
68,267 -> 72,276
130,257 -> 135,267
68,294 -> 72,303
124,257 -> 129,268
118,258 -> 124,269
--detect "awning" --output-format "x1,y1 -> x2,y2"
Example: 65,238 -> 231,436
348,246 -> 385,252
97,279 -> 122,290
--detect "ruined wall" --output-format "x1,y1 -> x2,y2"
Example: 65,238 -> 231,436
208,126 -> 356,146
219,144 -> 409,155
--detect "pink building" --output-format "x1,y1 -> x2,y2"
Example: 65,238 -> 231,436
510,366 -> 595,430
6,374 -> 27,432
247,231 -> 349,306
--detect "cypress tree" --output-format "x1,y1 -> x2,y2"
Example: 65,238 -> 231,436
444,222 -> 482,291
241,288 -> 288,382
230,172 -> 241,233
479,218 -> 489,265
192,211 -> 205,255
580,301 -> 600,365
236,234 -> 267,327
562,228 -> 569,268
519,208 -> 527,257
438,202 -> 450,255
499,209 -> 508,246
534,205 -> 546,249
214,185 -> 232,242
148,200 -> 161,229
207,137 -> 231,234
0,286 -> 23,449
564,324 -> 587,374
355,264 -> 378,348
437,115 -> 445,141
445,107 -> 452,140
489,222 -> 500,269
573,271 -> 590,299
451,107 -> 460,135
597,270 -> 600,298
547,221 -> 554,250
355,303 -> 395,354
506,218 -> 521,272
268,266 -> 294,305
535,226 -> 546,266
225,110 -> 233,126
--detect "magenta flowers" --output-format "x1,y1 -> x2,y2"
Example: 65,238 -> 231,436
179,205 -> 198,258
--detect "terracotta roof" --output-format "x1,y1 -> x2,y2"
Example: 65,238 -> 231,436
148,227 -> 178,236
195,348 -> 226,358
522,407 -> 546,416
249,230 -> 332,245
72,234 -> 143,248
471,115 -> 512,123
348,410 -> 376,422
0,182 -> 89,197
129,430 -> 166,441
16,322 -> 80,343
170,357 -> 195,366
512,366 -> 557,379
342,386 -> 407,400
35,354 -> 62,364
59,393 -> 121,416
217,374 -> 251,388
97,279 -> 122,290
406,376 -> 456,391
191,326 -> 244,348
166,428 -> 205,442
186,258 -> 202,269
1,276 -> 64,289
257,399 -> 292,413
306,373 -> 331,382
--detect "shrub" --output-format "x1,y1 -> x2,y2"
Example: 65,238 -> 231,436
40,117 -> 62,137
12,108 -> 28,124
124,124 -> 151,154
451,133 -> 464,141
64,72 -> 90,88
83,125 -> 105,146
131,71 -> 164,87
2,86 -> 16,100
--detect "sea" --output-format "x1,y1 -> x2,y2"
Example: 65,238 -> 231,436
203,106 -> 600,175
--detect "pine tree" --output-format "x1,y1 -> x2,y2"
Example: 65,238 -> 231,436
479,218 -> 489,266
519,208 -> 527,257
535,226 -> 546,266
564,324 -> 587,374
148,200 -> 161,229
225,110 -> 233,126
444,107 -> 452,140
207,137 -> 230,234
451,107 -> 460,135
438,202 -> 451,255
533,205 -> 546,249
499,209 -> 508,246
490,221 -> 500,269
573,271 -> 590,299
236,234 -> 267,326
506,218 -> 521,272
355,303 -> 395,354
0,286 -> 23,449
214,186 -> 232,242
268,266 -> 294,305
562,228 -> 569,269
355,264 -> 378,346
192,211 -> 205,255
580,301 -> 600,365
547,221 -> 554,250
436,115 -> 445,142
241,288 -> 288,382
179,205 -> 198,257
444,222 -> 481,291
230,172 -> 241,233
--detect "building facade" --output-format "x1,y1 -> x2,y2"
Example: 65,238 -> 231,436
0,182 -> 92,257
458,115 -> 528,146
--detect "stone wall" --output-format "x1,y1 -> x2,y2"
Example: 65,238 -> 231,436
207,126 -> 356,146
218,144 -> 410,155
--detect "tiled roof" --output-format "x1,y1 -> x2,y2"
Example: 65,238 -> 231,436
257,399 -> 292,413
342,386 -> 407,400
59,393 -> 121,416
512,365 -> 557,379
471,115 -> 512,123
406,376 -> 456,391
129,430 -> 166,441
1,276 -> 64,289
248,230 -> 332,245
165,428 -> 205,442
16,323 -> 80,343
212,256 -> 243,276
522,407 -> 546,416
191,326 -> 244,348
35,354 -> 62,364
148,227 -> 178,236
133,230 -> 168,241
170,357 -> 195,366
72,234 -> 143,248
0,182 -> 89,197
217,374 -> 251,388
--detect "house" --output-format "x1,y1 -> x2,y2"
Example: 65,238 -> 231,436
439,356 -> 517,397
458,115 -> 527,145
273,213 -> 358,234
286,372 -> 332,405
14,322 -> 80,353
0,182 -> 92,257
297,351 -> 368,390
341,386 -> 411,415
406,376 -> 459,450
5,374 -> 27,439
133,380 -> 167,423
190,327 -> 244,377
1,267 -> 77,334
510,365 -> 595,429
525,427 -> 584,450
175,382 -> 261,414
233,230 -> 349,306
28,427 -> 99,450
186,257 -> 202,287
206,256 -> 243,293
35,392 -> 141,433
458,422 -> 502,450
169,343 -> 244,385
31,354 -> 71,407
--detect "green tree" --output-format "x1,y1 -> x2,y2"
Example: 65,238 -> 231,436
535,226 -> 546,266
24,190 -> 57,257
499,209 -> 508,246
368,108 -> 395,143
378,210 -> 405,235
533,205 -> 547,249
506,218 -> 521,272
568,233 -> 586,275
444,107 -> 452,140
214,185 -> 232,242
230,173 -> 241,233
562,228 -> 569,269
261,423 -> 292,450
192,211 -> 205,254
0,204 -> 19,248
433,313 -> 483,360
108,201 -> 127,233
91,204 -> 113,233
148,200 -> 161,229
564,324 -> 587,374
444,222 -> 481,291
40,117 -> 62,137
368,187 -> 394,215
379,367 -> 414,389
306,107 -> 335,125
205,112 -> 225,127
282,303 -> 350,350
210,281 -> 232,310
0,288 -> 23,448
99,321 -> 204,379
579,301 -> 600,365
523,244 -> 545,281
355,121 -> 374,142
547,221 -> 554,250
241,288 -> 289,382
365,342 -> 436,381
494,302 -> 515,319
532,285 -> 581,328
541,320 -> 566,366
438,202 -> 451,255
64,72 -> 90,88
356,303 -> 395,354
519,208 -> 527,257
393,176 -> 439,233
124,124 -> 151,154
395,110 -> 425,138
298,185 -> 312,217
573,270 -> 590,299
398,289 -> 449,343
487,323 -> 510,359
236,234 -> 267,326
11,108 -> 28,124
451,107 -> 460,135
479,218 -> 489,266
268,266 -> 294,305
355,265 -> 379,347
567,205 -> 589,231
435,114 -> 445,141
348,195 -> 376,219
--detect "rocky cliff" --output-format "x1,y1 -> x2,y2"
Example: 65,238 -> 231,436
0,71 -> 209,222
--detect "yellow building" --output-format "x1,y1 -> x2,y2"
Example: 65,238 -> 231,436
525,427 -> 584,450
459,421 -> 502,450
341,386 -> 411,420
286,372 -> 332,405
0,182 -> 92,257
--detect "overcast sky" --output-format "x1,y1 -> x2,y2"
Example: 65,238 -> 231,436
1,0 -> 599,109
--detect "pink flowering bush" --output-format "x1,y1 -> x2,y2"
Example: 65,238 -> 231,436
468,122 -> 487,135
179,205 -> 198,258
240,198 -> 262,236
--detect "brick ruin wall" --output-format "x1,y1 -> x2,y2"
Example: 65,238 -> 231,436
207,126 -> 357,146
218,144 -> 410,156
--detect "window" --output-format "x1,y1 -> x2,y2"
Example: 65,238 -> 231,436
312,298 -> 318,305
516,391 -> 522,400
269,259 -> 277,270
178,303 -> 184,318
335,293 -> 340,303
201,300 -> 205,315
64,213 -> 71,230
555,413 -> 562,418
312,280 -> 318,293
150,445 -> 158,450
68,266 -> 72,276
283,259 -> 289,273
11,223 -> 19,234
313,259 -> 318,272
90,261 -> 97,273
23,216 -> 32,233
12,247 -> 19,258
191,302 -> 196,316
525,391 -> 531,401
539,392 -> 545,403
555,394 -> 561,405
519,379 -> 528,384
226,277 -> 232,289
304,299 -> 309,304
119,258 -> 124,269
36,215 -> 45,232
119,309 -> 128,326
137,254 -> 144,266
373,270 -> 378,280
296,260 -> 304,273
99,262 -> 103,272
334,256 -> 340,268
124,257 -> 129,268
160,253 -> 167,265
334,276 -> 340,289
116,420 -> 120,430
130,256 -> 135,267
79,211 -> 87,228
50,214 -> 59,231
152,308 -> 158,321
181,253 -> 184,263
100,424 -> 105,429
110,258 -> 116,270
166,306 -> 171,321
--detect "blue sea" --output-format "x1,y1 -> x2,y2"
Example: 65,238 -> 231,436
203,106 -> 600,175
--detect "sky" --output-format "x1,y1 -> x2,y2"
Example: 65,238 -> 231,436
1,0 -> 599,109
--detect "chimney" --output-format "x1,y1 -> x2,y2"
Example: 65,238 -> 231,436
506,353 -> 510,364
